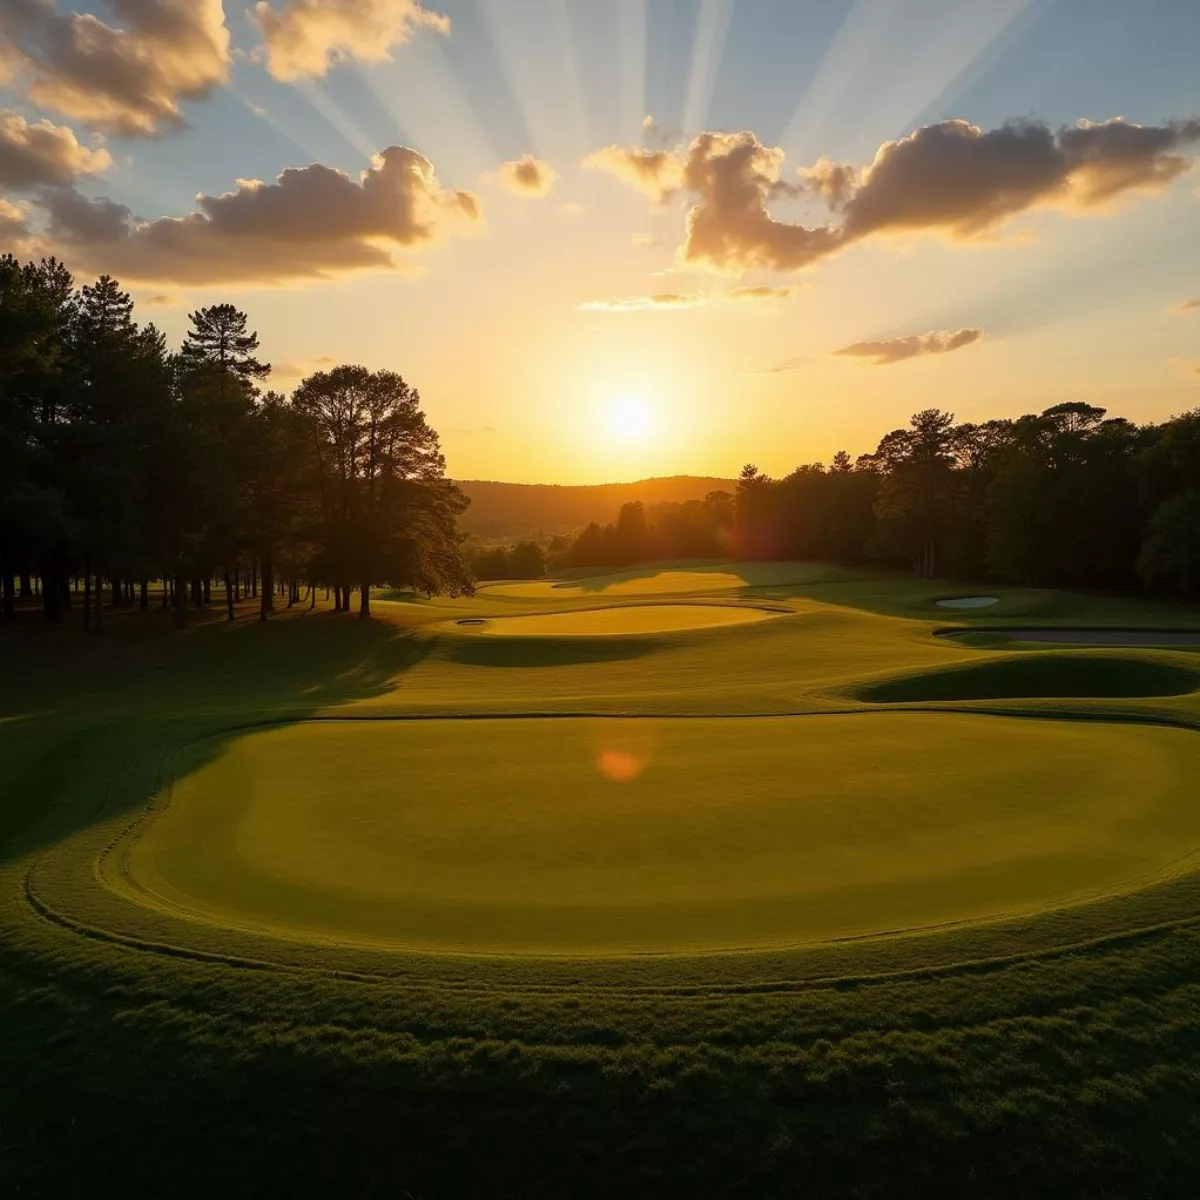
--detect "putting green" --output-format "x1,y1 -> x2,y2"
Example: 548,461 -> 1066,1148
446,604 -> 780,637
123,713 -> 1200,955
486,562 -> 839,599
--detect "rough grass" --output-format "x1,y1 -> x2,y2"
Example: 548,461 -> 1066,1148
5,563 -> 1200,1198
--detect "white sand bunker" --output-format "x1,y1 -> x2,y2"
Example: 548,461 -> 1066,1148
452,605 -> 780,637
937,596 -> 1000,609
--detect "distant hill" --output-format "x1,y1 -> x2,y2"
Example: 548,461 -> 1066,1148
456,476 -> 736,539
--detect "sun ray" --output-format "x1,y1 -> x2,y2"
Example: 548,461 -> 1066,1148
617,0 -> 649,140
682,0 -> 735,136
780,0 -> 1032,166
354,41 -> 498,179
294,80 -> 377,161
477,0 -> 588,161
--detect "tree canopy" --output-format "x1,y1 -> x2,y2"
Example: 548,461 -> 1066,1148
0,255 -> 471,627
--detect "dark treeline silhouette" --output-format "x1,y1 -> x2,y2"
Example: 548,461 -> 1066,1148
0,255 -> 471,627
569,405 -> 1200,596
470,539 -> 555,581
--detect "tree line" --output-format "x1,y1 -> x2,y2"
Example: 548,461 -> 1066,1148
567,404 -> 1200,596
0,255 -> 471,628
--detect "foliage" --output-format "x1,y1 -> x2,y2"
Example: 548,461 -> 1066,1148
0,257 -> 472,625
562,404 -> 1200,598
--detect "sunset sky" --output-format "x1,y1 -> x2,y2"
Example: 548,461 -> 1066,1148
2,0 -> 1199,482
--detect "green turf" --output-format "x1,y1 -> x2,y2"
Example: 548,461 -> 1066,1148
6,562 -> 1200,1197
123,713 -> 1200,954
443,602 -> 781,636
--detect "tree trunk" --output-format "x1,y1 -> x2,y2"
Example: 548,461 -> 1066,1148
19,571 -> 31,600
224,571 -> 235,622
1,555 -> 14,622
308,584 -> 316,611
203,578 -> 212,605
191,576 -> 202,607
140,579 -> 149,611
83,559 -> 92,633
110,576 -> 120,607
93,569 -> 104,635
260,555 -> 274,622
359,581 -> 371,618
173,572 -> 188,629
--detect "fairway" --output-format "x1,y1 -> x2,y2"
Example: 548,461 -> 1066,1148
446,603 -> 780,636
485,562 -> 843,598
123,713 -> 1200,954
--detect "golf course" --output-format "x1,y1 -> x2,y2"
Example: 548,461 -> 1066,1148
6,561 -> 1200,1195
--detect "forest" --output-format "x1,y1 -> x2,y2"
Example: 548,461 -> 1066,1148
559,405 -> 1200,596
6,252 -> 1200,621
0,255 -> 470,627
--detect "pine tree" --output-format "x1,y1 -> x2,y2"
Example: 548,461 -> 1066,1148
181,304 -> 270,400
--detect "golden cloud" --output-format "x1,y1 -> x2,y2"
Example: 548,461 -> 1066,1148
583,145 -> 684,202
579,293 -> 704,312
834,328 -> 985,366
37,146 -> 482,286
253,0 -> 449,82
588,116 -> 1200,276
0,0 -> 231,137
0,109 -> 112,189
272,355 -> 338,379
487,154 -> 557,198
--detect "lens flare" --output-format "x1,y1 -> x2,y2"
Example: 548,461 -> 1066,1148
597,749 -> 646,782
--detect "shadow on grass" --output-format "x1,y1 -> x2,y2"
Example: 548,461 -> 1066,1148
853,652 -> 1200,703
441,634 -> 666,668
0,608 -> 436,872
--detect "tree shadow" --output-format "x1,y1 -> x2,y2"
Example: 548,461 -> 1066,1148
441,634 -> 666,668
0,610 -> 436,872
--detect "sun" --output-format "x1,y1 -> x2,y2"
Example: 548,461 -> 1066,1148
608,394 -> 653,440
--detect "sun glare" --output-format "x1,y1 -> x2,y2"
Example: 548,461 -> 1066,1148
609,394 -> 653,440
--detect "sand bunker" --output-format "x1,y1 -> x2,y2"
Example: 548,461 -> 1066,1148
448,605 -> 779,637
937,596 -> 1000,609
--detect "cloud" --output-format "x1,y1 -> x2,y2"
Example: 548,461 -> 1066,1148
486,154 -> 556,198
590,130 -> 837,273
579,285 -> 799,312
272,355 -> 338,379
137,293 -> 178,308
583,145 -> 684,202
1172,298 -> 1200,313
560,201 -> 584,216
589,115 -> 1200,276
841,117 -> 1200,241
834,327 -> 985,366
0,195 -> 31,243
0,0 -> 231,137
579,293 -> 704,312
725,285 -> 800,302
0,110 -> 112,190
35,145 -> 482,286
252,0 -> 449,82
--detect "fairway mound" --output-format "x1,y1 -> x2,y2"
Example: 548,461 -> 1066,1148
441,604 -> 781,637
118,713 -> 1200,956
944,627 -> 1200,647
937,596 -> 999,609
854,653 -> 1200,702
486,562 -> 846,599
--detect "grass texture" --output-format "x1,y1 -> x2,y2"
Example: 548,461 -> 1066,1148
5,563 -> 1200,1198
